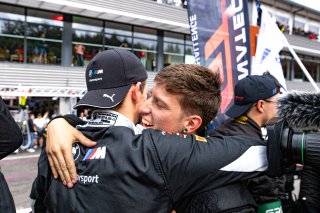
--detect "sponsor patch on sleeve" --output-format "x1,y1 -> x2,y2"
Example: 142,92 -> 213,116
235,115 -> 248,124
195,135 -> 207,142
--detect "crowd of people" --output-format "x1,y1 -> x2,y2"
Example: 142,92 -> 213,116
0,49 -> 319,212
276,21 -> 319,41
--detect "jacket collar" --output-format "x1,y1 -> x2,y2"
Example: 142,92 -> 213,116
235,115 -> 266,140
77,110 -> 144,135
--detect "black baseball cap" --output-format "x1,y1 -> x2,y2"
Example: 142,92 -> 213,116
74,49 -> 147,109
225,73 -> 281,118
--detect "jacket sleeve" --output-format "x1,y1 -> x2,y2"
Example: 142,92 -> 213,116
0,96 -> 23,159
146,130 -> 267,202
33,147 -> 51,212
49,114 -> 86,127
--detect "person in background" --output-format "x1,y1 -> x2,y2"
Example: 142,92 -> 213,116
74,44 -> 85,66
38,33 -> 48,64
25,113 -> 37,153
83,108 -> 90,120
191,73 -> 285,212
79,111 -> 87,121
0,96 -> 23,213
33,113 -> 48,148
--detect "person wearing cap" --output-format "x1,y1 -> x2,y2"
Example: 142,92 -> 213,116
32,49 -> 267,212
184,73 -> 285,212
222,73 -> 281,132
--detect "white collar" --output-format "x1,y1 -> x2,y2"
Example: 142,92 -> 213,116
77,110 -> 144,135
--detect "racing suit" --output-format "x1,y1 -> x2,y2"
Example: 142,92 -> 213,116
174,116 -> 284,213
33,110 -> 267,213
0,96 -> 23,213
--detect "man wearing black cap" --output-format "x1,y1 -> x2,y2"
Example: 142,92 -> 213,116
184,73 -> 284,212
33,49 -> 268,213
222,73 -> 281,134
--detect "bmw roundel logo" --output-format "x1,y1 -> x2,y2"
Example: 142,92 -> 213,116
89,70 -> 93,77
72,143 -> 80,161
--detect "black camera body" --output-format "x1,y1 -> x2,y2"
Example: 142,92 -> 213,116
266,91 -> 320,177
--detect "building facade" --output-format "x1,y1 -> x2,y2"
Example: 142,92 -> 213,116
0,0 -> 320,115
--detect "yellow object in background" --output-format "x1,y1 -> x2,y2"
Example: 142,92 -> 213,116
19,96 -> 27,107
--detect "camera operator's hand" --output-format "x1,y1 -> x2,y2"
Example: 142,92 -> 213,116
247,175 -> 286,203
46,118 -> 96,188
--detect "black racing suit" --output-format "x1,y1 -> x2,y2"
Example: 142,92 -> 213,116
33,111 -> 267,213
0,96 -> 23,213
174,116 -> 285,213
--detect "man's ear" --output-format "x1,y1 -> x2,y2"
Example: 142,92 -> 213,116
131,82 -> 142,103
256,100 -> 264,113
184,115 -> 202,134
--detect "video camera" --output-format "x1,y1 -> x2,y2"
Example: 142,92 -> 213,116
266,91 -> 320,177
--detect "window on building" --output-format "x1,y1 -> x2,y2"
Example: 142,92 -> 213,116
133,27 -> 157,71
274,15 -> 289,33
302,57 -> 318,82
0,5 -> 25,63
185,35 -> 195,64
164,31 -> 184,66
27,9 -> 63,65
293,20 -> 305,36
308,25 -> 319,40
105,22 -> 132,50
309,25 -> 319,34
72,16 -> 103,67
290,54 -> 317,81
156,0 -> 187,8
279,51 -> 292,80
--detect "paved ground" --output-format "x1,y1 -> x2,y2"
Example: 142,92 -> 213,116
0,150 -> 41,213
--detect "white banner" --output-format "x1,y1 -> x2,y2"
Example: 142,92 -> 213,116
252,6 -> 287,90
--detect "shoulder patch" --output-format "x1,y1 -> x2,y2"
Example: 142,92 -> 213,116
235,115 -> 248,124
82,146 -> 106,160
195,135 -> 207,142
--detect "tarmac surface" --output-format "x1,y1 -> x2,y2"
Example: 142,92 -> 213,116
0,149 -> 41,213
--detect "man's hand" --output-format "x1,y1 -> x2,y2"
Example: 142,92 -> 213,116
46,118 -> 96,188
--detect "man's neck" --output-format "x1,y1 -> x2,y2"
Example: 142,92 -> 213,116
116,107 -> 136,125
245,113 -> 263,128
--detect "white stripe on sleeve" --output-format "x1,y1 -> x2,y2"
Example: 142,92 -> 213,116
219,146 -> 268,172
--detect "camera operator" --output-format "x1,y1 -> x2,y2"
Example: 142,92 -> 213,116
203,73 -> 288,212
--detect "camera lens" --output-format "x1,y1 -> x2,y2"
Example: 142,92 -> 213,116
287,131 -> 320,168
